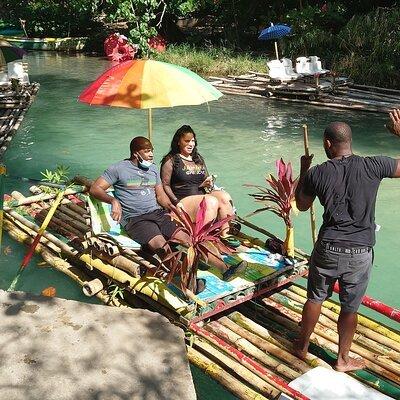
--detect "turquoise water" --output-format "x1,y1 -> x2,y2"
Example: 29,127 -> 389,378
2,52 -> 399,398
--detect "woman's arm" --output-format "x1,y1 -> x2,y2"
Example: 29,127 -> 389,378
161,157 -> 179,205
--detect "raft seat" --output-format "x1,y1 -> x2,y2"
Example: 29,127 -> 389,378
267,59 -> 297,82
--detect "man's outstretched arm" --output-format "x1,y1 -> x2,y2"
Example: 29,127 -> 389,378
386,109 -> 400,178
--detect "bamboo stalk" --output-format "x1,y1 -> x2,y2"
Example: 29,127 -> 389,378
206,320 -> 300,380
229,311 -> 331,369
193,337 -> 280,398
288,285 -> 400,343
50,209 -> 90,233
270,292 -> 400,362
218,316 -> 311,373
187,347 -> 268,400
333,281 -> 400,323
249,309 -> 400,399
35,212 -> 83,238
281,288 -> 400,353
5,209 -> 191,315
3,218 -> 127,307
57,204 -> 88,224
4,187 -> 85,209
191,323 -> 310,400
261,298 -> 400,382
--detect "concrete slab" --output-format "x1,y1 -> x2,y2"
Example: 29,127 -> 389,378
0,290 -> 197,400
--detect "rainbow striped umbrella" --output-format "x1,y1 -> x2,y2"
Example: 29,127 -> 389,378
78,59 -> 223,139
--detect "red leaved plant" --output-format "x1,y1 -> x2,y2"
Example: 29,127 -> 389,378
245,158 -> 298,228
162,198 -> 234,293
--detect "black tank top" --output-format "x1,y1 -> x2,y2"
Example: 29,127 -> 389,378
171,154 -> 207,200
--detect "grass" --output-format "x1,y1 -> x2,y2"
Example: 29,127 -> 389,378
152,44 -> 268,77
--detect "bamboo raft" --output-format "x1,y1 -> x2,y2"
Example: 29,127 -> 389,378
209,72 -> 400,114
3,182 -> 400,399
0,79 -> 40,158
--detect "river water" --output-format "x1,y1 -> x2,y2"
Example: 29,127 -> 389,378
2,52 -> 399,399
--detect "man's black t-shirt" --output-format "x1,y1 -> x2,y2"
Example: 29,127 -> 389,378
303,155 -> 397,247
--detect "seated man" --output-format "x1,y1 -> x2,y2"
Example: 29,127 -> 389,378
90,136 -> 244,291
90,136 -> 180,258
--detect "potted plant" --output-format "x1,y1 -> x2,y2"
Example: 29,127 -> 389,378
246,158 -> 298,258
162,198 -> 234,295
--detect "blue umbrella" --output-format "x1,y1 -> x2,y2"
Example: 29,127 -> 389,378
258,23 -> 292,59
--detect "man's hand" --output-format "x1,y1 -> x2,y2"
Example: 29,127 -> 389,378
111,198 -> 122,223
300,154 -> 314,173
386,109 -> 400,138
199,176 -> 214,188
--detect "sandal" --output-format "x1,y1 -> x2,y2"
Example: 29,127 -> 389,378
228,220 -> 241,235
195,278 -> 207,294
222,260 -> 247,281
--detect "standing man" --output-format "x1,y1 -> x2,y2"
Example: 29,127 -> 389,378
294,110 -> 400,372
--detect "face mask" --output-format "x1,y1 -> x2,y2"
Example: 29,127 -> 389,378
136,153 -> 152,169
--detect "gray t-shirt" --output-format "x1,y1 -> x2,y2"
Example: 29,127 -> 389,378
102,160 -> 161,227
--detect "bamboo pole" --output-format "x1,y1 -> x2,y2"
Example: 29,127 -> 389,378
4,187 -> 85,209
249,307 -> 400,399
218,316 -> 311,373
191,322 -> 310,400
302,124 -> 317,245
57,204 -> 88,224
187,347 -> 268,400
206,320 -> 300,380
193,337 -> 280,398
333,281 -> 400,323
281,288 -> 400,353
35,212 -> 84,238
229,311 -> 331,369
270,292 -> 400,362
4,209 -> 191,315
261,298 -> 400,382
288,285 -> 400,343
3,218 -> 126,307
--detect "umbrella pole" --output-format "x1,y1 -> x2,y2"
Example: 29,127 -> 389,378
274,41 -> 279,60
147,109 -> 153,141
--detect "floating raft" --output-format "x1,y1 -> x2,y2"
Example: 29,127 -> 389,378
3,182 -> 400,399
0,35 -> 88,51
209,72 -> 400,114
3,182 -> 308,324
0,81 -> 39,158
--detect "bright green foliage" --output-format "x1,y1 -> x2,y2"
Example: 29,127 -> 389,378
1,0 -> 101,37
153,44 -> 268,76
101,0 -> 200,56
334,8 -> 400,87
40,165 -> 70,194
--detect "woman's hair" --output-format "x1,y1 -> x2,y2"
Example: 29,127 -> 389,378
161,125 -> 203,165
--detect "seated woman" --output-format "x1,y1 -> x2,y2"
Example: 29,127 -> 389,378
161,125 -> 238,244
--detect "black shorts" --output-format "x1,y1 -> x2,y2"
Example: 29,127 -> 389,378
124,209 -> 178,245
307,241 -> 373,313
